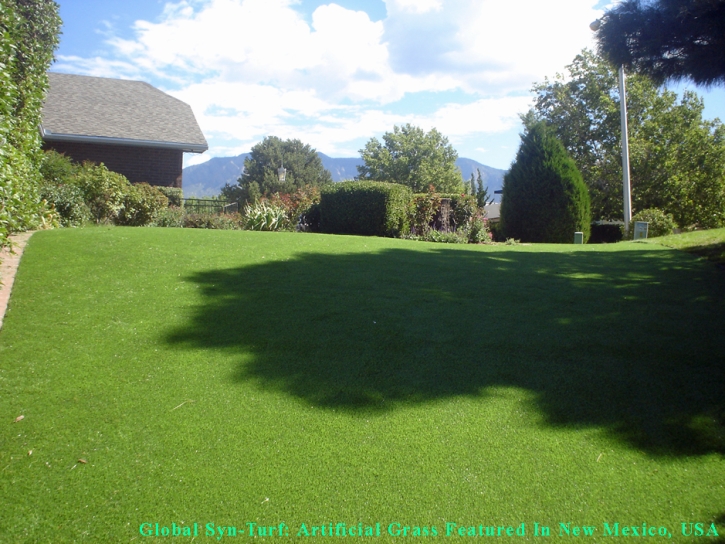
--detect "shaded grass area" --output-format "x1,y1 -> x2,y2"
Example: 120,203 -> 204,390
0,227 -> 724,542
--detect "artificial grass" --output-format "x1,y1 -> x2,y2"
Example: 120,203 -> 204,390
0,227 -> 724,542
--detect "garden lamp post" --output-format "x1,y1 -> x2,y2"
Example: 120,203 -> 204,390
591,18 -> 632,233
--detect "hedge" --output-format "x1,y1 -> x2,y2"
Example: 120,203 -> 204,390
320,181 -> 412,237
0,0 -> 61,248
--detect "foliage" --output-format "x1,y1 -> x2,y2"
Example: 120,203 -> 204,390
151,206 -> 184,228
320,181 -> 412,237
0,0 -> 61,248
500,122 -> 591,243
589,223 -> 624,244
441,193 -> 478,229
529,49 -> 725,228
182,212 -> 242,230
357,124 -> 463,193
626,208 -> 677,239
222,136 -> 332,207
39,182 -> 90,227
474,168 -> 494,208
156,186 -> 183,207
117,183 -> 169,227
593,0 -> 725,86
409,187 -> 442,235
71,162 -> 130,223
243,201 -> 291,232
461,212 -> 492,244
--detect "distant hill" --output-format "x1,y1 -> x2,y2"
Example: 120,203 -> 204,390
182,152 -> 506,201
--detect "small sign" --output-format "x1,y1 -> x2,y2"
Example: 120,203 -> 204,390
633,221 -> 649,240
574,232 -> 584,244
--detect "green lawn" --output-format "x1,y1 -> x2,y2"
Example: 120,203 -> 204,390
1,227 -> 723,542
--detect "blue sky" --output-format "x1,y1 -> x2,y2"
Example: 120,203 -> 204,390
53,0 -> 725,170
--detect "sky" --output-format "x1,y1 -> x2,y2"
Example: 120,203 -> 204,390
52,0 -> 725,171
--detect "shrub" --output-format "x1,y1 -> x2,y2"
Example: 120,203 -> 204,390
40,183 -> 90,227
183,212 -> 242,230
72,162 -> 130,223
500,122 -> 591,243
410,188 -> 442,234
440,193 -> 478,229
243,201 -> 291,231
156,186 -> 183,207
589,223 -> 624,244
117,183 -> 169,226
152,206 -> 184,228
460,212 -> 492,244
0,0 -> 61,248
321,181 -> 412,237
626,208 -> 678,239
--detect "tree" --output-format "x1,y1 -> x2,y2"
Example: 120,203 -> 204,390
475,169 -> 493,208
593,0 -> 725,86
222,136 -> 332,206
529,49 -> 725,228
500,122 -> 591,244
357,124 -> 463,193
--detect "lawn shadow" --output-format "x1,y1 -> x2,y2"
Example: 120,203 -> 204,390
165,243 -> 725,457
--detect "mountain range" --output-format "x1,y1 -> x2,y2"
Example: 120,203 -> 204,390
182,152 -> 506,202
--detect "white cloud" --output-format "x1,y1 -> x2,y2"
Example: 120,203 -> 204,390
57,0 -> 604,168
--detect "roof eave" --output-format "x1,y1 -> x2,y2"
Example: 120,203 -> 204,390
40,127 -> 208,153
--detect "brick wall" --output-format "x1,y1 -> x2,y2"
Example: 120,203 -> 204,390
43,141 -> 183,188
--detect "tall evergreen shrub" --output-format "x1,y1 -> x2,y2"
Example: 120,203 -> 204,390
0,0 -> 61,247
500,122 -> 591,243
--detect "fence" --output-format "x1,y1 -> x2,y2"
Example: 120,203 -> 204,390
182,198 -> 238,215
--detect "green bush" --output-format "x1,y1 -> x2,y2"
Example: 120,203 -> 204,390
152,206 -> 184,228
626,208 -> 678,239
440,193 -> 478,228
39,183 -> 90,227
243,201 -> 291,231
589,223 -> 624,244
183,212 -> 242,230
321,181 -> 412,237
117,183 -> 169,226
72,162 -> 130,223
500,122 -> 591,243
0,0 -> 61,248
156,186 -> 183,207
410,190 -> 442,234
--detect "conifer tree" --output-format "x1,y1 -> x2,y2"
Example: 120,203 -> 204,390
500,122 -> 591,243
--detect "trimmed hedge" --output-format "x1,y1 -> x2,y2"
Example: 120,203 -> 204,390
0,0 -> 61,248
320,181 -> 412,237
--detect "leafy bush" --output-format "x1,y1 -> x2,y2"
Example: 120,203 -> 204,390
0,0 -> 61,248
117,183 -> 169,226
440,193 -> 478,229
410,188 -> 442,235
589,223 -> 624,244
626,208 -> 678,239
71,162 -> 130,223
321,181 -> 412,237
39,183 -> 90,227
156,186 -> 183,207
243,201 -> 291,231
152,206 -> 184,228
183,212 -> 243,230
461,212 -> 492,244
500,122 -> 591,243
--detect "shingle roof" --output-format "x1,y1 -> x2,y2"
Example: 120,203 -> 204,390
41,73 -> 208,153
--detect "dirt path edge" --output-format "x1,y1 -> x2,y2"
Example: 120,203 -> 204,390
0,231 -> 35,331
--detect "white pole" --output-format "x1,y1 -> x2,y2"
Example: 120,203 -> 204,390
618,65 -> 632,233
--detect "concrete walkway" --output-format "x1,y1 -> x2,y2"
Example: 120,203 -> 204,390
0,231 -> 35,330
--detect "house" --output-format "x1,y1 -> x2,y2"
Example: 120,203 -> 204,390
40,72 -> 207,188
